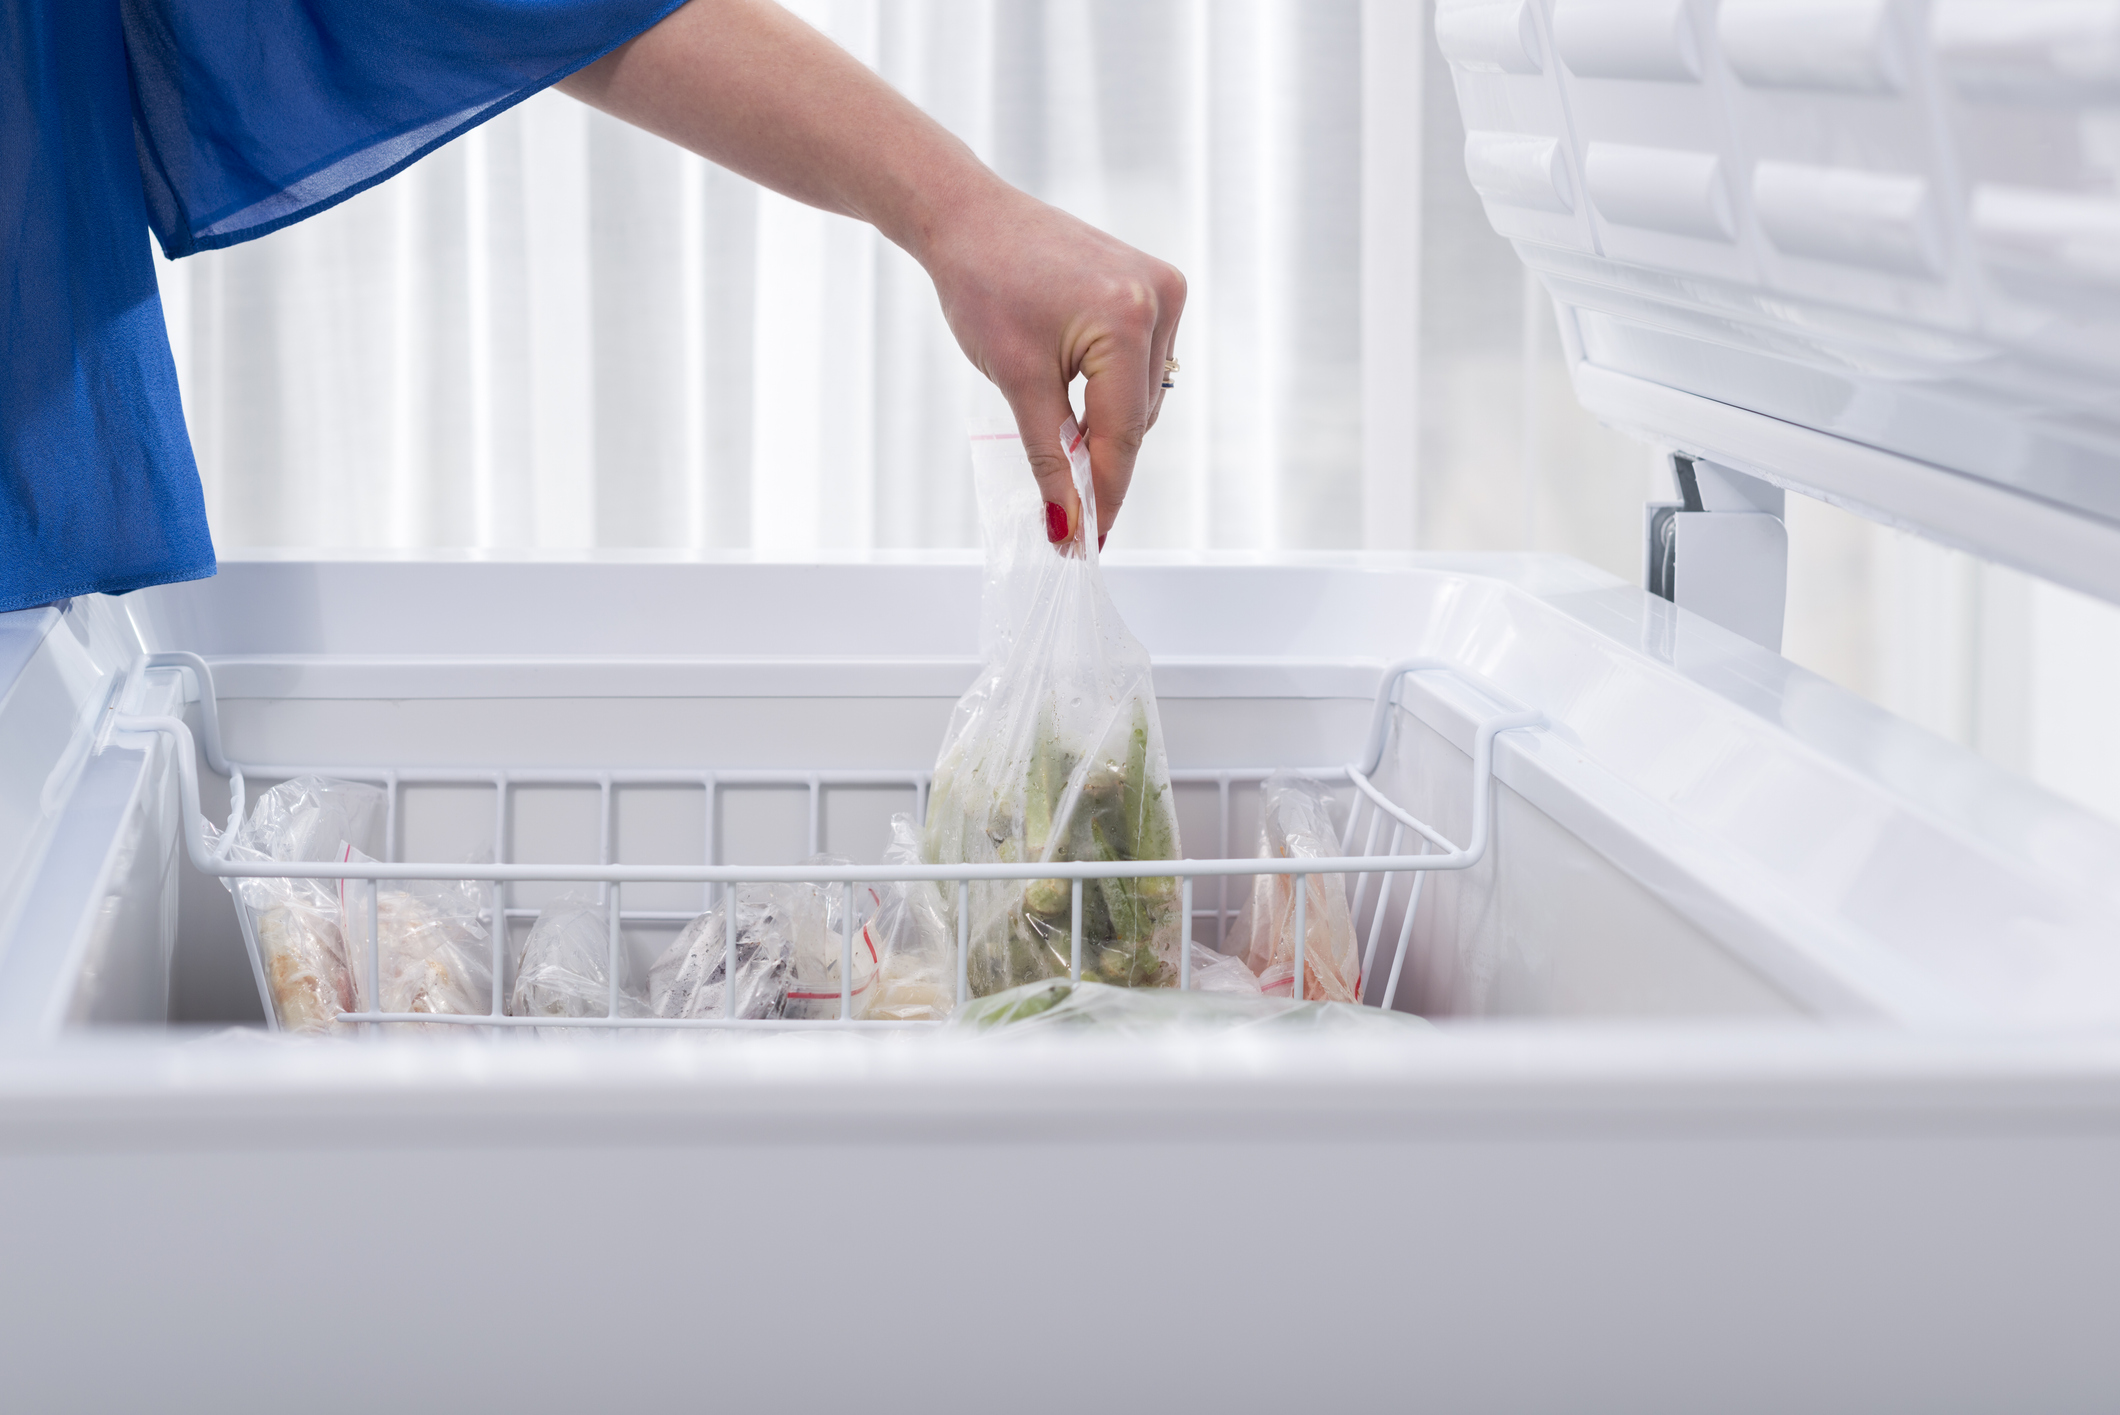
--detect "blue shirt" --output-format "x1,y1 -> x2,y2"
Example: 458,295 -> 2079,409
1,0 -> 682,613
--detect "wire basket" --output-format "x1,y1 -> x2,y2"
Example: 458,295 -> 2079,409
118,656 -> 1542,1033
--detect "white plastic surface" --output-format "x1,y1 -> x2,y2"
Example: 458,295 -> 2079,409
0,602 -> 185,1032
1437,0 -> 2120,602
1669,510 -> 1789,650
6,1027 -> 2120,1413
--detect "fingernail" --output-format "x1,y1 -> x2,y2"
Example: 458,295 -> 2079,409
1097,531 -> 1108,552
1045,501 -> 1069,543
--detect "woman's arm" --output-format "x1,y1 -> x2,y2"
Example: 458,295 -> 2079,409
558,0 -> 1184,545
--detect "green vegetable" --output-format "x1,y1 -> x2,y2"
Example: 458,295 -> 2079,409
954,978 -> 1074,1028
927,695 -> 1182,998
954,978 -> 1432,1036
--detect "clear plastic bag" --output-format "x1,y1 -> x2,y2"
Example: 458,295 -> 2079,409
649,856 -> 877,1021
1186,939 -> 1265,995
1227,772 -> 1363,1003
650,891 -> 793,1021
338,849 -> 495,1025
952,978 -> 1423,1037
781,856 -> 881,1020
921,416 -> 1183,996
883,810 -> 1247,1014
246,895 -> 354,1035
857,814 -> 960,1021
510,891 -> 647,1020
219,775 -> 386,1034
232,774 -> 386,869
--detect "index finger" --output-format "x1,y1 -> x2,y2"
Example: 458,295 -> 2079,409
1080,333 -> 1153,546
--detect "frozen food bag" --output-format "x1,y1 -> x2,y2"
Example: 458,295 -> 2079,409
338,848 -> 495,1024
857,814 -> 960,1021
650,893 -> 792,1021
921,415 -> 1182,996
248,899 -> 355,1034
952,978 -> 1422,1037
233,774 -> 386,868
779,856 -> 883,1020
1226,772 -> 1363,1004
511,891 -> 647,1020
650,858 -> 875,1021
217,775 -> 387,1034
1186,940 -> 1265,995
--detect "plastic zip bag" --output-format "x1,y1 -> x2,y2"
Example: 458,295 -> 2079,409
1186,940 -> 1265,995
650,890 -> 794,1021
858,814 -> 960,1021
243,886 -> 354,1034
219,775 -> 386,1034
649,856 -> 876,1021
781,856 -> 881,1020
877,824 -> 1249,1015
921,416 -> 1183,996
952,978 -> 1423,1036
232,773 -> 386,867
511,891 -> 647,1020
1226,772 -> 1363,1003
338,848 -> 495,1025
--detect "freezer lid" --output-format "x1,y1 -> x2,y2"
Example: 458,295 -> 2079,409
1437,0 -> 2120,604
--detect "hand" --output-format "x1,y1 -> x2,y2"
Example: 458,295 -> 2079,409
920,185 -> 1186,548
559,0 -> 1185,547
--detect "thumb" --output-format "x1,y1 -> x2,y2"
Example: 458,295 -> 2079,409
1000,378 -> 1082,547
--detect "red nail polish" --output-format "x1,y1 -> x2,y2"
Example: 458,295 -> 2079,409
1045,502 -> 1069,543
1097,531 -> 1108,552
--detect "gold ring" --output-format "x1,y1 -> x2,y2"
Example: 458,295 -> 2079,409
1162,356 -> 1179,390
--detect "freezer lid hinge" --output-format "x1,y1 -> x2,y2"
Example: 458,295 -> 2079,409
1644,455 -> 1789,653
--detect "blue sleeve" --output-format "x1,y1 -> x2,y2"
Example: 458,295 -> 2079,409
123,0 -> 688,258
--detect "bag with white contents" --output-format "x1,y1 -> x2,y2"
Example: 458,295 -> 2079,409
649,856 -> 877,1021
338,850 -> 496,1027
511,891 -> 647,1021
856,814 -> 959,1021
220,775 -> 387,1034
1186,939 -> 1265,995
920,415 -> 1183,997
779,855 -> 882,1019
1227,772 -> 1363,1003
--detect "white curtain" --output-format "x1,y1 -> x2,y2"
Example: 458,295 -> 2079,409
157,0 -> 1367,555
152,0 -> 2120,823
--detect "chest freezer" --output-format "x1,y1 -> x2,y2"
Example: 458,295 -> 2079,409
3,551 -> 2118,1415
9,1 -> 2120,1410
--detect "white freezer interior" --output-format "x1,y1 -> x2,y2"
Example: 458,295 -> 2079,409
4,554 -> 2120,1414
17,552 -> 2118,1035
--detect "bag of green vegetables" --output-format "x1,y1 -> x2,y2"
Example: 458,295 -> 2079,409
921,414 -> 1183,997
